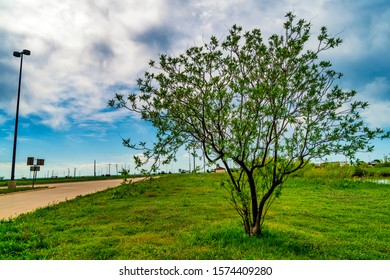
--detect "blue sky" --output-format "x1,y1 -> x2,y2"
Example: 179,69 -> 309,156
0,0 -> 390,179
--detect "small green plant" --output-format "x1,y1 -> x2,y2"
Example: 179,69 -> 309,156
118,168 -> 131,182
111,180 -> 151,199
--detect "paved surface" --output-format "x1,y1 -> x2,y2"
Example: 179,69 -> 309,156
0,179 -> 140,220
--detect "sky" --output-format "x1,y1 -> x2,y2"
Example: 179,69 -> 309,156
0,0 -> 389,179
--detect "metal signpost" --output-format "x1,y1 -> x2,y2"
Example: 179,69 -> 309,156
27,157 -> 45,188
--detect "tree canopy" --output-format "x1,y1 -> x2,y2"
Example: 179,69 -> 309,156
109,12 -> 388,236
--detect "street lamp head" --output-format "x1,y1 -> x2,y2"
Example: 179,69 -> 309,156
13,50 -> 31,57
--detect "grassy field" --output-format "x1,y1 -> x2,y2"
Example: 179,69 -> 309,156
0,175 -> 125,188
0,171 -> 389,260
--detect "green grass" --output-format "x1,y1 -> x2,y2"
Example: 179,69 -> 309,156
358,166 -> 390,177
0,175 -> 126,188
0,173 -> 389,260
0,186 -> 49,195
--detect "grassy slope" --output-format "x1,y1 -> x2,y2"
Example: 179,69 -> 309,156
0,175 -> 124,188
0,173 -> 389,260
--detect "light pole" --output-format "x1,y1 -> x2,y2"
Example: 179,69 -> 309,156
8,49 -> 30,189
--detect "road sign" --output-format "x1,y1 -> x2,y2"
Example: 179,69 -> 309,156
26,157 -> 45,188
30,166 -> 40,172
27,157 -> 34,165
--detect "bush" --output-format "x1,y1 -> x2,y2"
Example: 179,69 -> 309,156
380,162 -> 390,167
292,162 -> 352,179
352,166 -> 365,177
111,182 -> 147,199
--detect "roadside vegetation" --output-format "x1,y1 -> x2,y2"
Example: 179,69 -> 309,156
0,175 -> 128,189
0,164 -> 388,260
293,161 -> 390,179
0,186 -> 49,195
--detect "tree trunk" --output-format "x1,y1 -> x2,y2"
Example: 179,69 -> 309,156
251,222 -> 260,236
252,200 -> 265,236
243,216 -> 251,235
252,181 -> 280,236
247,173 -> 258,228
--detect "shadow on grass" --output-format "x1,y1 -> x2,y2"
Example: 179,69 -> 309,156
183,222 -> 329,260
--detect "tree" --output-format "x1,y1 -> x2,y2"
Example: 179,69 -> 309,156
109,13 -> 388,236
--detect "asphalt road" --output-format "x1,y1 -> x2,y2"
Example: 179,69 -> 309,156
0,178 -> 135,220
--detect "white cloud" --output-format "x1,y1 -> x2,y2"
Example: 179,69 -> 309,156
359,77 -> 390,129
362,77 -> 390,101
362,101 -> 390,129
0,0 -> 170,129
